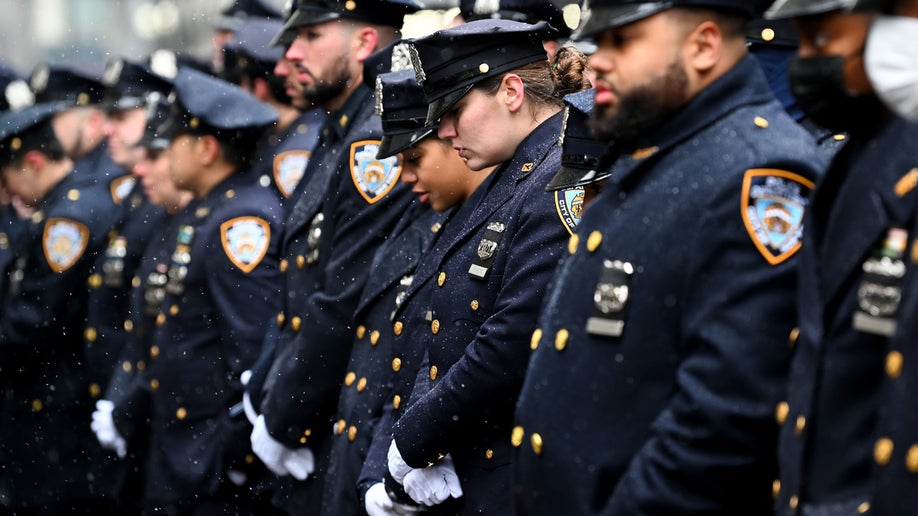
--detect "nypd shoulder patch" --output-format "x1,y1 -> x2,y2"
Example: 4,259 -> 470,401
554,187 -> 585,235
43,218 -> 89,272
110,175 -> 137,204
273,150 -> 311,199
350,140 -> 402,204
220,216 -> 271,274
741,168 -> 814,265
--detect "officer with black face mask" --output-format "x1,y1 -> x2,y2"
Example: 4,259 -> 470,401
765,1 -> 918,514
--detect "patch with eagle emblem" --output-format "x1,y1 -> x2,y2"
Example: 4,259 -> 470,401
741,168 -> 814,266
350,140 -> 402,204
220,216 -> 271,274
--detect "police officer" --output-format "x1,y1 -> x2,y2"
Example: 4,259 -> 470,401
0,101 -> 123,513
377,20 -> 589,514
512,1 -> 826,513
247,0 -> 420,512
213,0 -> 284,73
762,1 -> 918,514
222,16 -> 325,209
136,68 -> 283,514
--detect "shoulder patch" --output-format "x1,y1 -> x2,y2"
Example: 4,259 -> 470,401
43,218 -> 90,272
220,216 -> 271,274
273,150 -> 311,199
350,140 -> 402,204
110,175 -> 137,204
554,188 -> 585,235
741,168 -> 814,266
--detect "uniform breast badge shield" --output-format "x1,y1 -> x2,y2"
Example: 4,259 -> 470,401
350,140 -> 402,204
469,221 -> 506,280
221,216 -> 271,274
741,169 -> 814,265
853,226 -> 909,337
586,259 -> 634,338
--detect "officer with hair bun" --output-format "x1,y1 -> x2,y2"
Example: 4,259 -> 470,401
513,0 -> 826,513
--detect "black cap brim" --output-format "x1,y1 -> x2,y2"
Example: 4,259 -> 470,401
573,2 -> 672,39
764,0 -> 853,18
545,165 -> 611,191
377,127 -> 436,159
270,9 -> 342,46
426,84 -> 474,126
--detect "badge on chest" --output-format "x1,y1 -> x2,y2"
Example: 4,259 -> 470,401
586,259 -> 634,338
469,221 -> 506,280
853,226 -> 909,337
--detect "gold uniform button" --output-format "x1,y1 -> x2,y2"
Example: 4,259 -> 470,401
788,327 -> 800,348
437,272 -> 446,287
568,233 -> 579,255
336,419 -> 346,435
393,395 -> 401,410
393,321 -> 404,336
907,444 -> 918,473
245,454 -> 255,465
89,383 -> 101,397
431,222 -> 442,233
176,407 -> 187,420
345,371 -> 356,387
85,327 -> 97,342
555,329 -> 569,352
530,328 -> 542,351
156,313 -> 166,326
772,479 -> 781,499
875,437 -> 894,466
586,231 -> 602,252
886,351 -> 904,379
795,415 -> 806,436
150,345 -> 160,359
857,502 -> 871,514
789,495 -> 799,509
291,316 -> 302,332
775,401 -> 789,425
370,330 -> 380,346
430,365 -> 438,380
479,63 -> 490,74
485,449 -> 494,460
225,189 -> 235,198
511,426 -> 524,447
150,379 -> 160,390
348,425 -> 357,441
754,116 -> 769,128
297,255 -> 306,269
345,0 -> 356,10
122,361 -> 132,373
280,259 -> 289,272
833,134 -> 847,142
132,276 -> 141,288
357,325 -> 366,339
169,304 -> 179,316
392,357 -> 402,372
470,300 -> 479,311
530,433 -> 543,455
88,274 -> 103,288
124,320 -> 134,332
67,189 -> 80,201
32,399 -> 43,412
277,312 -> 285,327
431,319 -> 440,335
136,360 -> 146,371
356,378 -> 367,392
761,27 -> 776,42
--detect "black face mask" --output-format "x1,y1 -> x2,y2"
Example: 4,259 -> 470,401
789,54 -> 885,136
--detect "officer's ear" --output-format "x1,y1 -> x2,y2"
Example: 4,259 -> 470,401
197,134 -> 222,166
353,26 -> 380,62
22,150 -> 46,173
500,73 -> 527,114
684,20 -> 722,75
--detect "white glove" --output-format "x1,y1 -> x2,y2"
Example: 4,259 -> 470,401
387,440 -> 413,484
365,482 -> 425,516
283,446 -> 315,481
90,399 -> 127,459
402,454 -> 463,506
251,414 -> 314,480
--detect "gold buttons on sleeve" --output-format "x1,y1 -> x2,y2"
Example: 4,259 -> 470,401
370,330 -> 380,346
344,371 -> 356,387
437,272 -> 446,286
89,383 -> 101,397
568,234 -> 579,255
586,231 -> 602,252
291,316 -> 302,332
348,425 -> 357,441
393,395 -> 401,410
530,329 -> 542,351
393,321 -> 403,335
392,358 -> 402,372
530,433 -> 543,455
429,365 -> 438,380
431,320 -> 440,335
356,325 -> 366,339
336,419 -> 346,435
906,444 -> 918,473
356,378 -> 367,392
875,437 -> 894,466
886,351 -> 904,379
555,329 -> 569,352
176,407 -> 187,420
511,426 -> 524,447
775,401 -> 789,425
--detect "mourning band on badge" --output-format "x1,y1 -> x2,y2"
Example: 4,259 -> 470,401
469,221 -> 507,280
853,226 -> 909,337
586,259 -> 634,338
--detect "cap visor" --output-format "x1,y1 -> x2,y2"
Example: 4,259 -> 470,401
573,2 -> 672,39
764,0 -> 838,19
270,10 -> 341,46
545,166 -> 610,191
377,127 -> 436,159
426,84 -> 474,126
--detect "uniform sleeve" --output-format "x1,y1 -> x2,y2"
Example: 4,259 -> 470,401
262,175 -> 414,446
392,189 -> 568,467
601,177 -> 802,515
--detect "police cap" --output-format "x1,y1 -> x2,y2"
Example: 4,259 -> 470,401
217,0 -> 284,31
271,0 -> 422,47
460,0 -> 573,38
0,101 -> 69,168
224,17 -> 287,82
102,57 -> 174,112
134,92 -> 173,151
546,88 -> 613,191
408,19 -> 557,125
574,0 -> 757,39
29,64 -> 106,107
764,0 -> 891,19
375,70 -> 438,159
159,67 -> 278,140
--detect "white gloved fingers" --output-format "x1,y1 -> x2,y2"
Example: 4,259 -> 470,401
250,415 -> 290,476
365,482 -> 396,516
387,440 -> 413,484
283,447 -> 315,481
240,370 -> 253,386
95,399 -> 115,412
403,468 -> 442,507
